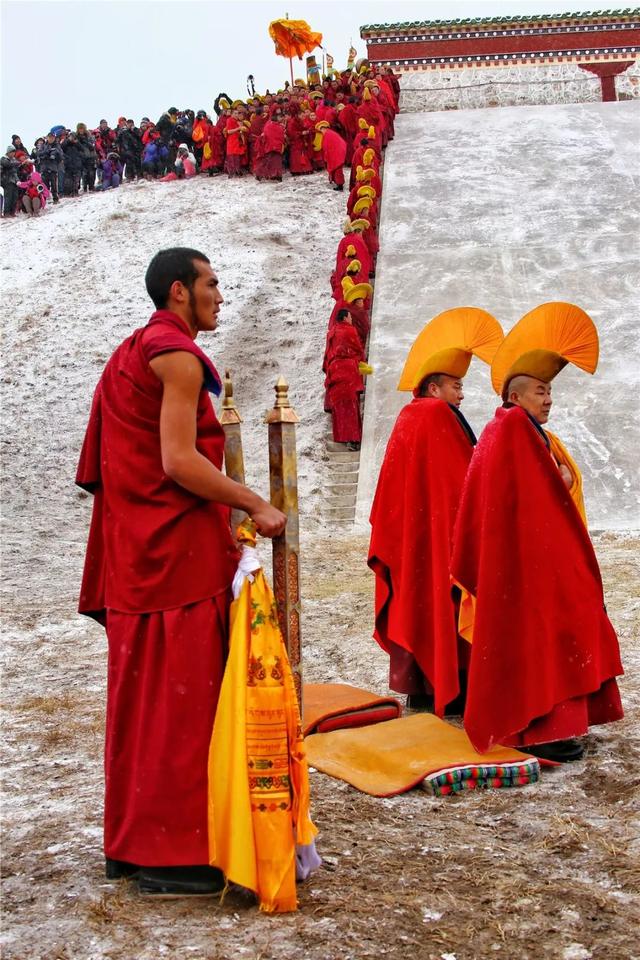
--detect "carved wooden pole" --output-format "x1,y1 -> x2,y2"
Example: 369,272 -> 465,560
265,376 -> 303,710
220,370 -> 246,534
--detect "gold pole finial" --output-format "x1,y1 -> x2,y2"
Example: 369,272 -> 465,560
274,375 -> 290,409
222,369 -> 236,410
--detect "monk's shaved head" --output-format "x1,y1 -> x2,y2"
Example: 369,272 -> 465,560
506,375 -> 553,424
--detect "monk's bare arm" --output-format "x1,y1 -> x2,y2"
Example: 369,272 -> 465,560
150,351 -> 286,538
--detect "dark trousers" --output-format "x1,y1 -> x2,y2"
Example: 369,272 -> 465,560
42,169 -> 59,200
64,171 -> 81,196
2,181 -> 18,215
81,162 -> 96,191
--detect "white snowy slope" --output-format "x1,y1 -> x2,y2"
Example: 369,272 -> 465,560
1,174 -> 345,611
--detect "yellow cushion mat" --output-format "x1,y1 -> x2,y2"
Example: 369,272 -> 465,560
305,713 -> 536,797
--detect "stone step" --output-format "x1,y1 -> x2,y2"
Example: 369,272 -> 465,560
326,492 -> 357,508
327,450 -> 360,464
325,440 -> 361,454
325,506 -> 356,521
327,482 -> 358,495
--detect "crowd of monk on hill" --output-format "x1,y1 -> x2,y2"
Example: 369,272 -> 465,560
0,67 -> 399,218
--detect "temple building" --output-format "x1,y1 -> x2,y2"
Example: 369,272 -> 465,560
360,10 -> 640,110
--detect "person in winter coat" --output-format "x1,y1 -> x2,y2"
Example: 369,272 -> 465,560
76,124 -> 97,191
1,145 -> 20,215
37,133 -> 63,203
116,120 -> 141,181
101,152 -> 122,189
142,136 -> 169,179
62,132 -> 83,195
30,137 -> 45,171
191,110 -> 209,167
17,169 -> 50,216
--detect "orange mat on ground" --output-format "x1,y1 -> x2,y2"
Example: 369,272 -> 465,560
302,683 -> 402,737
304,713 -> 540,797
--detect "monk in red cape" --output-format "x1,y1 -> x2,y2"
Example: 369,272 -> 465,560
368,308 -> 504,716
76,247 -> 285,896
314,121 -> 346,190
451,302 -> 624,762
324,308 -> 365,449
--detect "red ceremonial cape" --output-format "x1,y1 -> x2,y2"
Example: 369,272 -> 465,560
451,405 -> 624,753
368,400 -> 475,715
76,311 -> 237,622
261,120 -> 285,155
321,128 -> 346,173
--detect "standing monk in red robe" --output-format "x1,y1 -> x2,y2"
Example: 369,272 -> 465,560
314,121 -> 346,190
76,247 -> 286,896
224,108 -> 246,177
368,309 -> 504,716
255,109 -> 285,182
324,308 -> 365,449
286,102 -> 312,175
451,302 -> 624,762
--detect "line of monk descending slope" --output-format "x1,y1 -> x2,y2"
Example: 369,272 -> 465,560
369,302 -> 624,764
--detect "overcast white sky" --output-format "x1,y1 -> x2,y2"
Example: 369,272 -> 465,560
2,0 -> 565,148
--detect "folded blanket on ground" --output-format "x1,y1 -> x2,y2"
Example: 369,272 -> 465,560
305,713 -> 540,797
302,682 -> 402,737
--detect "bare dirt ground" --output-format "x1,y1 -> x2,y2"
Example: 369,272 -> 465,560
2,530 -> 638,960
2,177 -> 639,959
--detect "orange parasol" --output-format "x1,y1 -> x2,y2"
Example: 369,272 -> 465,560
269,18 -> 322,85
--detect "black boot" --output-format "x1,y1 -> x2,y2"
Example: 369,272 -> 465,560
526,738 -> 585,763
137,865 -> 225,897
406,693 -> 434,712
105,857 -> 140,879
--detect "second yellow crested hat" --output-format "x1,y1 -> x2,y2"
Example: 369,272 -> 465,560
491,301 -> 599,398
353,197 -> 371,216
341,277 -> 373,303
398,308 -> 504,391
357,185 -> 376,200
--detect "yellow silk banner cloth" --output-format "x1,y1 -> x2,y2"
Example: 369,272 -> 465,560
456,429 -> 586,644
208,524 -> 318,913
305,714 -> 539,798
268,19 -> 322,60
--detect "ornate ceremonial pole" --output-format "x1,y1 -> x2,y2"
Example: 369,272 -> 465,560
265,376 -> 303,709
220,370 -> 246,533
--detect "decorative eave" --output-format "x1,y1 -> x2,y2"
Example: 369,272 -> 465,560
360,10 -> 640,37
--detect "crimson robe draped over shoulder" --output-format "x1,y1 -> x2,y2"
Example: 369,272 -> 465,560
368,400 -> 475,715
76,310 -> 237,622
321,128 -> 346,174
451,405 -> 623,753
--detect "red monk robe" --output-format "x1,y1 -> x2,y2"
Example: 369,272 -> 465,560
336,232 -> 371,278
451,405 -> 623,753
319,128 -> 346,187
286,111 -> 312,174
77,310 -> 238,866
328,297 -> 370,348
224,115 -> 246,176
324,321 -> 364,443
255,119 -> 285,181
336,103 -> 358,164
247,112 -> 267,173
368,400 -> 476,715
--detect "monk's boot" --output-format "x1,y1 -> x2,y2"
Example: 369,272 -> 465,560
105,857 -> 140,880
406,693 -> 434,713
137,865 -> 225,897
527,738 -> 585,763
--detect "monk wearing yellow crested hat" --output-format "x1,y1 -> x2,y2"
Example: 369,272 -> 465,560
368,308 -> 504,716
451,302 -> 624,762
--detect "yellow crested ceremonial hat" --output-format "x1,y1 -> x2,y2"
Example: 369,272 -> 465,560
345,258 -> 362,274
368,125 -> 376,139
349,218 -> 370,231
363,87 -> 372,101
398,307 -> 504,391
232,99 -> 244,108
342,277 -> 373,302
357,185 -> 376,200
363,148 -> 376,165
294,77 -> 307,87
358,117 -> 369,130
363,79 -> 377,88
356,165 -> 375,182
345,243 -> 357,256
219,98 -> 231,109
353,197 -> 371,216
343,217 -> 354,234
491,301 -> 599,398
315,121 -> 329,131
309,91 -> 323,100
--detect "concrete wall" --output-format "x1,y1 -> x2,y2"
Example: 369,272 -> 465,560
356,100 -> 640,531
399,60 -> 640,113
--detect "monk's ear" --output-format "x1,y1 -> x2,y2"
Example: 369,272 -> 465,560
168,279 -> 185,304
